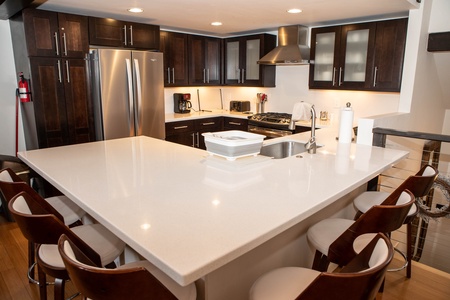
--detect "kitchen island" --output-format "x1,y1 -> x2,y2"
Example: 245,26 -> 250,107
18,128 -> 408,299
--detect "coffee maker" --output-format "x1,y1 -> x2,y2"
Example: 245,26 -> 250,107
173,93 -> 192,114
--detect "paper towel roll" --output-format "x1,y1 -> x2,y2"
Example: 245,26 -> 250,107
338,103 -> 354,143
292,102 -> 311,121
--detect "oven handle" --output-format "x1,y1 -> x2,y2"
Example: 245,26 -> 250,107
248,126 -> 293,139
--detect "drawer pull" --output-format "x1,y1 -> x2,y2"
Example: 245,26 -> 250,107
229,122 -> 241,126
201,122 -> 215,126
174,125 -> 188,130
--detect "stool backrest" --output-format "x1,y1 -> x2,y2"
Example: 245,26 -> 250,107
58,234 -> 177,300
328,190 -> 414,266
297,233 -> 393,300
8,191 -> 101,266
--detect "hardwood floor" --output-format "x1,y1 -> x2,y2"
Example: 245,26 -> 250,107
1,214 -> 449,300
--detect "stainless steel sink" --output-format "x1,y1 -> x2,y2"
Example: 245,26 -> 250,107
260,141 -> 309,159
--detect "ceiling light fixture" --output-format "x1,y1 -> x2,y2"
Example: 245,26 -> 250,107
287,8 -> 302,14
211,22 -> 223,26
128,7 -> 144,13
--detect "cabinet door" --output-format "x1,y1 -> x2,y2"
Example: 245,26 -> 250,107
89,17 -> 125,47
372,19 -> 407,92
160,31 -> 189,86
223,117 -> 248,131
309,26 -> 341,89
23,9 -> 60,57
57,13 -> 89,58
29,57 -> 69,148
127,22 -> 160,49
165,120 -> 195,147
188,35 -> 222,85
225,39 -> 241,84
338,22 -> 376,90
63,59 -> 95,144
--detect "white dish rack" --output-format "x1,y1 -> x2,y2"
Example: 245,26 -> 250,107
202,130 -> 265,161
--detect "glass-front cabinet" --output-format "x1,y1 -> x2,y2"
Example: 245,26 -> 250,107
224,34 -> 276,87
309,19 -> 407,92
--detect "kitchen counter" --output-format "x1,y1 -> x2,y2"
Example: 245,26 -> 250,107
165,110 -> 251,122
18,128 -> 407,299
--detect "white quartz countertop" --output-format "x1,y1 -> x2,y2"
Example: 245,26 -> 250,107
165,110 -> 251,122
18,128 -> 408,286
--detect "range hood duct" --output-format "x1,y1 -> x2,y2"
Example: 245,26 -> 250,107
258,25 -> 310,65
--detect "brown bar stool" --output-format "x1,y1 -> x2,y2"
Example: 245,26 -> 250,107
353,165 -> 438,278
8,191 -> 126,300
250,233 -> 393,300
58,234 -> 197,300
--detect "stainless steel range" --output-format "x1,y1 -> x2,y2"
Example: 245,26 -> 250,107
247,112 -> 294,139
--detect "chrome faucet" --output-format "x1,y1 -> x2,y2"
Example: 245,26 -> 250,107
289,104 -> 317,154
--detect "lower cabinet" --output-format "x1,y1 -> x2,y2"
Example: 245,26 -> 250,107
166,117 -> 249,149
165,117 -> 223,149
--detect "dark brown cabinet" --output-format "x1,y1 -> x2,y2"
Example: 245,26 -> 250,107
223,117 -> 248,131
10,8 -> 94,149
224,34 -> 276,87
309,18 -> 407,92
29,57 -> 94,148
89,17 -> 160,50
165,117 -> 223,149
160,31 -> 189,86
22,9 -> 88,58
188,35 -> 222,85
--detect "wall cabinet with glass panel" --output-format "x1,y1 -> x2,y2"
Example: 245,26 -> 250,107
309,19 -> 407,92
224,34 -> 276,87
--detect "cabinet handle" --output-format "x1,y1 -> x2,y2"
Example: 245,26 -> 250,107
123,25 -> 127,46
229,122 -> 241,126
54,32 -> 60,56
129,25 -> 133,46
332,67 -> 337,86
207,69 -> 210,83
172,68 -> 175,84
201,122 -> 215,126
338,67 -> 343,86
65,60 -> 70,83
196,132 -> 200,148
191,133 -> 195,147
241,69 -> 245,84
57,60 -> 62,83
237,69 -> 241,84
373,66 -> 378,87
203,69 -> 206,83
174,125 -> 188,130
167,68 -> 171,84
62,32 -> 68,56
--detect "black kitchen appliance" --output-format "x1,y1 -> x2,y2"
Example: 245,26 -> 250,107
230,100 -> 251,112
174,93 -> 192,113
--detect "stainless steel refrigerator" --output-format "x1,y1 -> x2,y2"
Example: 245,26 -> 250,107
90,49 -> 165,140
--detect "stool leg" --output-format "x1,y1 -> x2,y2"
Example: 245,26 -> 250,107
37,265 -> 47,300
54,278 -> 65,300
406,222 -> 412,278
28,241 -> 35,282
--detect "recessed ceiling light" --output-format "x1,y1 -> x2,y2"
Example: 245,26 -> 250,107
128,8 -> 144,13
211,22 -> 223,26
287,8 -> 302,14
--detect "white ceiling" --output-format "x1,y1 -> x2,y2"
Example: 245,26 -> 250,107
37,0 -> 419,37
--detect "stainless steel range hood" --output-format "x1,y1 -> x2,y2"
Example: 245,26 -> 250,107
258,25 -> 310,65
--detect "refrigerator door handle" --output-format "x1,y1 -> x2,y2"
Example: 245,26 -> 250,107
133,58 -> 143,135
125,58 -> 135,136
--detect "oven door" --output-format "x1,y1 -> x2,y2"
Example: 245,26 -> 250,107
248,125 -> 293,139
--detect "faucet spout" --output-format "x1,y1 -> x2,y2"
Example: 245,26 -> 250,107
306,105 -> 317,154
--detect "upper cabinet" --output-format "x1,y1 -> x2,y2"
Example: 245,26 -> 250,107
22,9 -> 88,58
188,35 -> 222,85
309,18 -> 407,92
89,17 -> 160,50
224,34 -> 276,87
160,31 -> 189,86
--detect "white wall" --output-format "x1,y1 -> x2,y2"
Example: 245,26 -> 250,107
0,20 -> 25,156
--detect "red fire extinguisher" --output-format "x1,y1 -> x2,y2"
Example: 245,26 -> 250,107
17,72 -> 31,103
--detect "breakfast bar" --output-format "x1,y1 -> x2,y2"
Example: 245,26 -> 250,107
18,128 -> 408,299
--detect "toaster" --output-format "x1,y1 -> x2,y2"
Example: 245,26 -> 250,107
230,100 -> 251,112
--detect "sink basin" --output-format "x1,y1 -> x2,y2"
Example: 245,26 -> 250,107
260,141 -> 309,159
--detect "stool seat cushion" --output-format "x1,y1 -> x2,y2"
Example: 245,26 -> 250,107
120,261 -> 197,300
249,267 -> 320,300
46,195 -> 86,225
354,191 -> 417,216
307,218 -> 354,255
